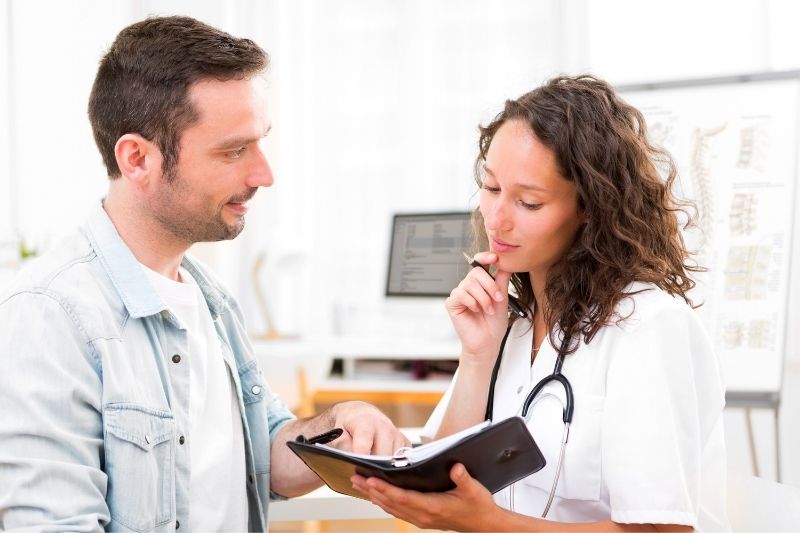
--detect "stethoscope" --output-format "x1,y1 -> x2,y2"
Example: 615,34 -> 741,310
484,320 -> 575,519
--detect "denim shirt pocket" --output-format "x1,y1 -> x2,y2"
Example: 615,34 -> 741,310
104,403 -> 175,532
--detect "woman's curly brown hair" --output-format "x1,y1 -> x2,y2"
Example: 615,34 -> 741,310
473,74 -> 703,355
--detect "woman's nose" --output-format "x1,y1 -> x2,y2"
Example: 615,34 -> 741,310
484,200 -> 512,232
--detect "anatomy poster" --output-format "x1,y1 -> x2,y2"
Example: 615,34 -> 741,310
622,75 -> 799,392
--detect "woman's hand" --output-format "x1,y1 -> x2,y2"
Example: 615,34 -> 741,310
351,463 -> 501,532
447,252 -> 514,367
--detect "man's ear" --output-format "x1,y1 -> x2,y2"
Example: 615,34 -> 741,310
114,134 -> 162,188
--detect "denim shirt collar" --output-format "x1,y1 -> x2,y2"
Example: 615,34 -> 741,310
83,203 -> 228,319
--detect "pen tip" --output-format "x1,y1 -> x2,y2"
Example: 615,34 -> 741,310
462,251 -> 472,261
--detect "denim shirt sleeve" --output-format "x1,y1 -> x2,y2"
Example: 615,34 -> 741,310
265,382 -> 295,501
0,290 -> 109,532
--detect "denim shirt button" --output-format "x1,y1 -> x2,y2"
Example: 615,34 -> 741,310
172,354 -> 181,364
251,385 -> 261,395
179,435 -> 185,445
175,520 -> 180,529
144,434 -> 150,444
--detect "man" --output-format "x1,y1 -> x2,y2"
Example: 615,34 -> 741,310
0,16 -> 407,532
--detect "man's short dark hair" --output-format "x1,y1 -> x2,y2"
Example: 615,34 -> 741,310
88,16 -> 269,178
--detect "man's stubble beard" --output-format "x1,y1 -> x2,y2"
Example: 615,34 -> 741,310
151,169 -> 246,245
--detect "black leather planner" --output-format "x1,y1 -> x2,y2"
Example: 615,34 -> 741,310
287,416 -> 546,499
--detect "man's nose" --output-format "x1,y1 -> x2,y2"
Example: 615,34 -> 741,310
247,145 -> 274,188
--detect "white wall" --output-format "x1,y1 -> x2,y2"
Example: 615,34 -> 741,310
2,0 -> 798,343
2,0 -> 798,342
1,1 -> 13,243
5,1 -> 122,250
0,1 -> 17,287
247,0 -> 566,337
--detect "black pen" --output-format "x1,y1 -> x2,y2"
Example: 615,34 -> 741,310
297,428 -> 344,445
462,252 -> 527,318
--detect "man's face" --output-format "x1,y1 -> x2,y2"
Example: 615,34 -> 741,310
149,77 -> 273,244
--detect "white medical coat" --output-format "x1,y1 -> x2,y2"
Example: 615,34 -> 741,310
423,283 -> 729,531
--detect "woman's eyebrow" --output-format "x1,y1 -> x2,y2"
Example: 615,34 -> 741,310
483,165 -> 548,192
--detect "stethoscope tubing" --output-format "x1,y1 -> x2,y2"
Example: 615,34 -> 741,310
487,321 -> 575,518
486,323 -> 574,424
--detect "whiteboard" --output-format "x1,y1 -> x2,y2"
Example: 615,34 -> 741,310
619,72 -> 800,394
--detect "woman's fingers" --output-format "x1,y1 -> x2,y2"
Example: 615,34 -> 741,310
471,251 -> 498,266
466,252 -> 510,304
462,274 -> 497,315
448,268 -> 506,316
493,268 -> 512,300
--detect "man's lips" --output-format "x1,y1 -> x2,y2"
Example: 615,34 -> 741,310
225,190 -> 257,214
225,201 -> 249,214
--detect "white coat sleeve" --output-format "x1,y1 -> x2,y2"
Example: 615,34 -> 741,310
420,369 -> 458,441
601,301 -> 725,527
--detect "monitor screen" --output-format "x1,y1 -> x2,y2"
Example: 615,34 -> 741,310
385,212 -> 474,297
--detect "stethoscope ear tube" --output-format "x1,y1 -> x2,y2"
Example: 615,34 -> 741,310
484,324 -> 514,421
521,372 -> 574,424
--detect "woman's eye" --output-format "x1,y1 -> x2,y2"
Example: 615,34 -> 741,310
520,201 -> 542,210
481,184 -> 500,193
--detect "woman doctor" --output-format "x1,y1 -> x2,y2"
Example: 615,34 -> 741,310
352,75 -> 728,532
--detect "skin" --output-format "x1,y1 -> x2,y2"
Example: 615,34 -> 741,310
351,119 -> 692,532
103,76 -> 408,499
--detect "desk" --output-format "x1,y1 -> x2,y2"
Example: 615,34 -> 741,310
270,485 -> 392,521
311,377 -> 448,407
724,351 -> 785,481
253,336 -> 459,418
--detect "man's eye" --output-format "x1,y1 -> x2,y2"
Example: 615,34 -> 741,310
226,147 -> 246,159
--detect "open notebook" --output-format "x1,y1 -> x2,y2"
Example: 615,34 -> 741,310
287,416 -> 546,499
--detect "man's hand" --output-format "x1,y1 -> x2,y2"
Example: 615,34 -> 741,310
271,400 -> 409,497
326,401 -> 410,456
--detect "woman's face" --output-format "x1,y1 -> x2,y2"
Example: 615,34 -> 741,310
479,119 -> 583,278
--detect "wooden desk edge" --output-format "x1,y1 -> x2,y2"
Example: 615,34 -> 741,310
312,389 -> 444,406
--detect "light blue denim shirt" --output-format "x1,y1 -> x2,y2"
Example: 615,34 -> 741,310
0,204 -> 296,532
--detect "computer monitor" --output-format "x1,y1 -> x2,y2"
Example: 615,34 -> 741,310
385,211 -> 474,297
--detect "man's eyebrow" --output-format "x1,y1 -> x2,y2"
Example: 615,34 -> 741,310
214,125 -> 272,150
483,165 -> 548,192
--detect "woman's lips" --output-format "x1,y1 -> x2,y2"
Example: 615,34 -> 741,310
490,237 -> 519,253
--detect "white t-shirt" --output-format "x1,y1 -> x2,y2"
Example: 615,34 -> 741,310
423,282 -> 729,531
141,264 -> 248,532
